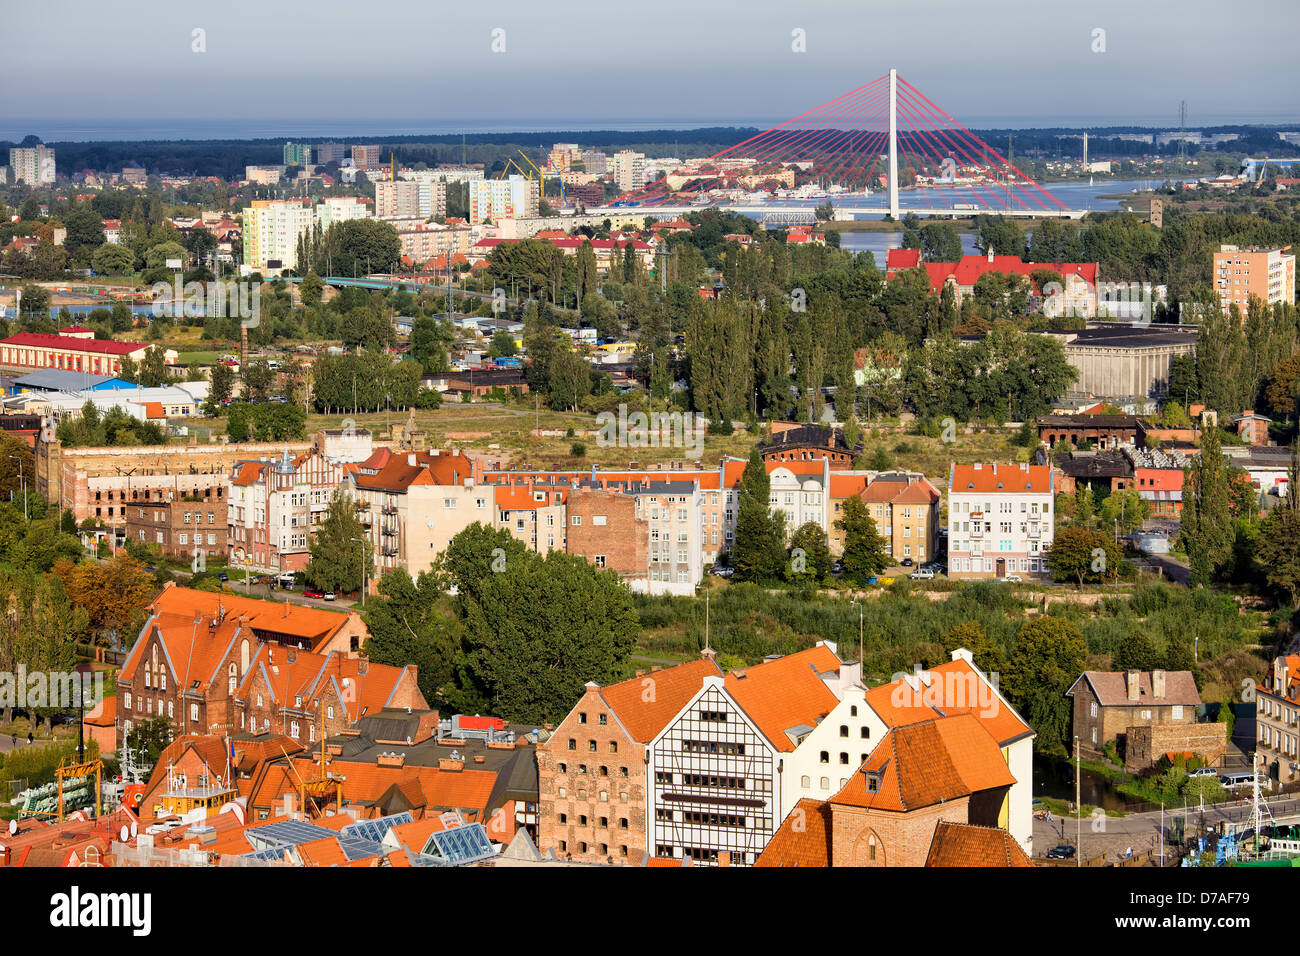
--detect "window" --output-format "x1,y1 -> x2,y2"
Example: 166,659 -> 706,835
609,741 -> 617,753
592,515 -> 607,526
820,751 -> 829,764
568,738 -> 577,751
598,714 -> 607,725
579,712 -> 587,724
571,516 -> 581,526
840,725 -> 849,737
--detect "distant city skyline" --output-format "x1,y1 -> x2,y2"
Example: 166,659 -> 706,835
4,0 -> 1296,142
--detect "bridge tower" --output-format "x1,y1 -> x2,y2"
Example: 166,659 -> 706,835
888,68 -> 899,219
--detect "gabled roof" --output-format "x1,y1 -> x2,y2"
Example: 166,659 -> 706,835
599,657 -> 722,743
925,821 -> 1032,867
725,644 -> 843,752
0,331 -> 149,355
1067,670 -> 1201,708
147,584 -> 353,651
754,798 -> 833,867
830,713 -> 1015,812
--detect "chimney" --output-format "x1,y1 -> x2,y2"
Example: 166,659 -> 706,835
282,792 -> 296,816
1152,669 -> 1166,700
438,758 -> 464,772
1126,669 -> 1141,701
376,752 -> 405,768
986,247 -> 993,263
408,453 -> 416,466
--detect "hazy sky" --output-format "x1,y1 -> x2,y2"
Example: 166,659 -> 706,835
5,0 -> 1297,137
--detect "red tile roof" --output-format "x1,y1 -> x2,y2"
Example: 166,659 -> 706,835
754,798 -> 833,867
726,645 -> 843,752
1,332 -> 148,355
925,821 -> 1032,867
950,462 -> 1051,495
599,657 -> 722,743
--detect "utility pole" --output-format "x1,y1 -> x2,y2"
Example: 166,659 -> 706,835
9,454 -> 27,522
1075,734 -> 1082,867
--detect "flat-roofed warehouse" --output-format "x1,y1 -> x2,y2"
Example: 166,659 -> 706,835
1041,326 -> 1198,401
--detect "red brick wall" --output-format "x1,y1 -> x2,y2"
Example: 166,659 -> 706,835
565,488 -> 647,579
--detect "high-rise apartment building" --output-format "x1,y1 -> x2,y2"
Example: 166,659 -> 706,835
282,142 -> 313,166
612,150 -> 646,192
314,142 -> 346,164
1214,244 -> 1296,312
468,175 -> 540,223
241,200 -> 315,273
9,146 -> 56,185
351,144 -> 381,169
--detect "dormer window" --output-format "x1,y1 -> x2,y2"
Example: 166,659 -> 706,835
865,769 -> 883,793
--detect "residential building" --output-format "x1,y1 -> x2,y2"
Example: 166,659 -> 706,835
376,180 -> 421,219
242,200 -> 315,272
115,584 -> 402,749
612,150 -> 646,192
342,447 -> 486,581
125,484 -> 228,560
351,145 -> 381,169
1067,669 -> 1224,769
1214,244 -> 1296,311
537,657 -> 722,864
314,142 -> 346,164
494,480 -> 568,553
947,462 -> 1054,579
244,165 -> 286,186
9,145 -> 55,185
227,430 -> 375,575
314,196 -> 371,230
839,472 -> 942,563
469,175 -> 540,223
282,142 -> 313,166
393,221 -> 474,266
1258,655 -> 1300,785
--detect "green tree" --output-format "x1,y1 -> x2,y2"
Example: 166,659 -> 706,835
304,494 -> 373,593
362,568 -> 459,707
124,716 -> 174,767
835,495 -> 891,583
242,360 -> 275,403
731,448 -> 786,582
91,242 -> 135,276
1005,616 -> 1087,753
452,548 -> 638,723
1180,427 -> 1234,585
488,329 -> 518,359
787,521 -> 832,582
1047,525 -> 1120,587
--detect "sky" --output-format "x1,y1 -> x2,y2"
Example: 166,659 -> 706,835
4,0 -> 1297,140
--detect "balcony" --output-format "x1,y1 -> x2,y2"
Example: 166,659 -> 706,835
382,527 -> 397,537
381,504 -> 398,516
381,547 -> 398,558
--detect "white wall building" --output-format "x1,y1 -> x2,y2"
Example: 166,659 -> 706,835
10,146 -> 55,185
947,462 -> 1054,579
468,175 -> 539,224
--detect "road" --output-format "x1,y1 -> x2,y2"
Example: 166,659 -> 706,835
1035,794 -> 1300,863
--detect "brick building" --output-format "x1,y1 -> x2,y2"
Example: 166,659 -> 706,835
1257,654 -> 1300,785
537,656 -> 721,864
758,422 -> 861,470
125,487 -> 227,560
756,713 -> 1021,867
1036,413 -> 1143,449
1067,669 -> 1204,764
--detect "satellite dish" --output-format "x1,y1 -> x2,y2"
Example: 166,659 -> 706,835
427,518 -> 435,529
130,821 -> 138,837
7,819 -> 16,836
119,825 -> 129,842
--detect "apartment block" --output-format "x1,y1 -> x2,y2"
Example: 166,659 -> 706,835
9,145 -> 55,185
1214,244 -> 1296,311
352,144 -> 381,169
612,150 -> 646,192
125,489 -> 228,561
469,175 -> 539,223
282,142 -> 313,166
241,199 -> 314,272
227,430 -> 375,575
947,462 -> 1054,579
342,448 -> 488,581
1258,655 -> 1300,785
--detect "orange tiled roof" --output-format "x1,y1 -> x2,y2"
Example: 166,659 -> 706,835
831,713 -> 1015,812
754,798 -> 833,867
598,657 -> 722,743
726,644 -> 843,752
925,821 -> 1032,867
950,463 -> 1051,495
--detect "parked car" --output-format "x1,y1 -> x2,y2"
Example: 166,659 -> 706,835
1188,767 -> 1217,779
900,558 -> 914,567
1046,844 -> 1076,860
216,572 -> 229,583
303,588 -> 324,599
709,565 -> 734,578
832,560 -> 844,574
1002,574 -> 1022,583
909,568 -> 935,580
323,592 -> 336,601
